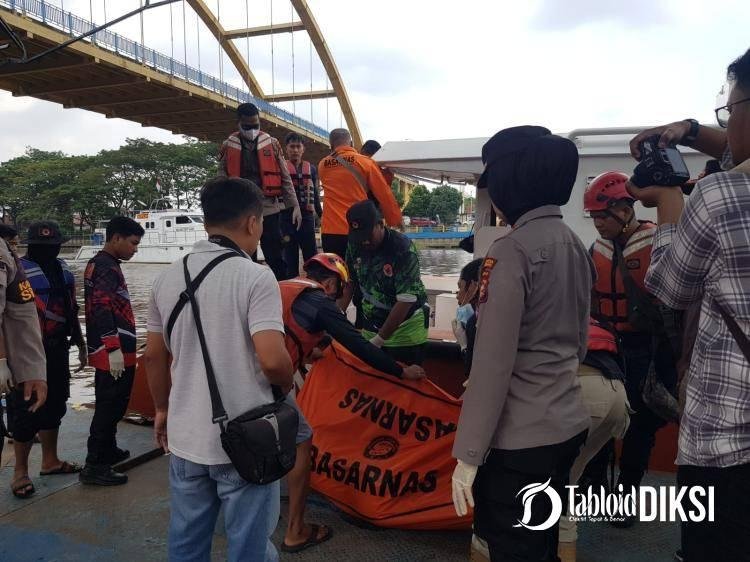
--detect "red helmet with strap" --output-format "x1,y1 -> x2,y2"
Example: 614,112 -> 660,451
584,171 -> 633,212
303,253 -> 350,284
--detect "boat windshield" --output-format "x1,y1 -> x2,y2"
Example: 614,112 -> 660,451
190,216 -> 204,224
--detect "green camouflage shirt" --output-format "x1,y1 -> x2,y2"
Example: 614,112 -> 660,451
346,229 -> 428,347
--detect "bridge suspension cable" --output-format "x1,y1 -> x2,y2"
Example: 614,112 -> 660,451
290,2 -> 295,115
270,0 -> 275,96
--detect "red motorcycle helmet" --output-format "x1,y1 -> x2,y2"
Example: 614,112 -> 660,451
303,252 -> 350,284
583,171 -> 633,212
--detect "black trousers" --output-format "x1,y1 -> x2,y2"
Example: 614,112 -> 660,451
86,366 -> 135,465
678,463 -> 750,562
618,332 -> 676,487
320,233 -> 349,259
257,211 -> 286,281
7,341 -> 70,442
281,208 -> 318,278
383,344 -> 426,366
474,431 -> 587,562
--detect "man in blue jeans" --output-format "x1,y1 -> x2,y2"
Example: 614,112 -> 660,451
145,177 -> 294,561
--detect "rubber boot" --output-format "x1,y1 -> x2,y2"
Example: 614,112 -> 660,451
558,541 -> 577,562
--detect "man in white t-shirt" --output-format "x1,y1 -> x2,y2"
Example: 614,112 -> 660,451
145,177 -> 294,562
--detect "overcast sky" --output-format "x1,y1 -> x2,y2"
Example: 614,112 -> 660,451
1,0 -> 748,160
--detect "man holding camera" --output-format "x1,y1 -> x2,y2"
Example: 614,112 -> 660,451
628,48 -> 750,562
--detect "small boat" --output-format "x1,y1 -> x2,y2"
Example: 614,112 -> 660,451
74,199 -> 265,264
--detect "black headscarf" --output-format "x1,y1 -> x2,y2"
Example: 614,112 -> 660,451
479,126 -> 579,225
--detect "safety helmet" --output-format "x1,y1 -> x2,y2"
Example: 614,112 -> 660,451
583,171 -> 633,212
303,253 -> 350,284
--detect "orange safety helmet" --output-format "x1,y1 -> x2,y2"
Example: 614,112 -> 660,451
583,171 -> 633,212
303,252 -> 350,284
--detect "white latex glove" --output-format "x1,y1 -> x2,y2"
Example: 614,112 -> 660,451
369,334 -> 385,348
109,348 -> 125,380
451,319 -> 468,351
452,460 -> 478,517
0,358 -> 14,393
292,206 -> 303,230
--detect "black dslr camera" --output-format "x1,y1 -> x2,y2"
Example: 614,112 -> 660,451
631,135 -> 691,189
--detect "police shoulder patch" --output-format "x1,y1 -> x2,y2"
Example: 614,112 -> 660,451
478,257 -> 497,304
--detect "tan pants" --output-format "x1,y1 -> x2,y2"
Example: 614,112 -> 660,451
558,366 -> 630,543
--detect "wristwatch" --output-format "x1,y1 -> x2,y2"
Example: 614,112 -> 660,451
682,118 -> 700,146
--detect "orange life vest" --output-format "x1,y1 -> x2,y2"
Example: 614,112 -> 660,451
287,160 -> 315,212
588,319 -> 618,354
280,277 -> 326,371
591,222 -> 656,333
221,131 -> 284,197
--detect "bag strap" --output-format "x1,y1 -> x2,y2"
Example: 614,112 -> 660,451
716,301 -> 750,363
614,244 -> 663,331
180,254 -> 229,426
331,152 -> 371,199
166,252 -> 239,341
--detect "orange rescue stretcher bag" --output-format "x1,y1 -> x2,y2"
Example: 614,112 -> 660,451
296,343 -> 472,530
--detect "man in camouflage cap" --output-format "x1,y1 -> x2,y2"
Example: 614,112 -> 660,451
343,200 -> 428,364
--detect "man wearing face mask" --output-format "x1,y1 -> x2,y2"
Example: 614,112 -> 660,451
451,258 -> 483,377
451,126 -> 592,561
7,221 -> 87,498
219,103 -> 301,280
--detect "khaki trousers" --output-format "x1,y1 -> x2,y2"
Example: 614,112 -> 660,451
558,366 -> 630,543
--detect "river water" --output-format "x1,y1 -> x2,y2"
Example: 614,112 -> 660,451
64,248 -> 471,406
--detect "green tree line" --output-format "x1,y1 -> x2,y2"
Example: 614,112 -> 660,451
0,138 -> 219,230
402,183 -> 467,225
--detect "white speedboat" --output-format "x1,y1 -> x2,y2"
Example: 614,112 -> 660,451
75,207 -> 208,264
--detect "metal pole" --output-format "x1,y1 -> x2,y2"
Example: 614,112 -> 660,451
270,0 -> 274,96
291,4 -> 295,116
140,0 -> 145,64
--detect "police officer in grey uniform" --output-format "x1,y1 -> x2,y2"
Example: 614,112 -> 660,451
451,126 -> 593,561
1,237 -> 47,496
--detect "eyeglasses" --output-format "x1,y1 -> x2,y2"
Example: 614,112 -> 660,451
715,96 -> 750,128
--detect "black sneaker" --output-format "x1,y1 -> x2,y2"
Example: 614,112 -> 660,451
79,464 -> 128,486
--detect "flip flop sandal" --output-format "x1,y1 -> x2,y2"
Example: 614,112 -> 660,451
40,461 -> 83,476
11,477 -> 35,499
281,524 -> 333,553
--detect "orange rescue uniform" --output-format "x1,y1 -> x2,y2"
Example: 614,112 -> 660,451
318,146 -> 402,235
591,222 -> 656,333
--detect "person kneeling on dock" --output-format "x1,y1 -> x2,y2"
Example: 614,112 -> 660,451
279,251 -> 424,553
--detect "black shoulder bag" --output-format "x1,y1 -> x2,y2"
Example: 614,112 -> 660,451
168,252 -> 298,485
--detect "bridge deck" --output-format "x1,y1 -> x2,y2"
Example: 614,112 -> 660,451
0,1 -> 330,161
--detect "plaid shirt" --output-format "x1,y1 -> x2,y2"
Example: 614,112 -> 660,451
646,155 -> 750,468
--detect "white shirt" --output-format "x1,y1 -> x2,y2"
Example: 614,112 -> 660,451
147,240 -> 284,465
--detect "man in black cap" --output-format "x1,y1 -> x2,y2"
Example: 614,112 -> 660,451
7,221 -> 86,498
342,200 -> 428,364
451,126 -> 593,562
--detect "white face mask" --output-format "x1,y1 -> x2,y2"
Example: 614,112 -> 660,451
240,127 -> 260,141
